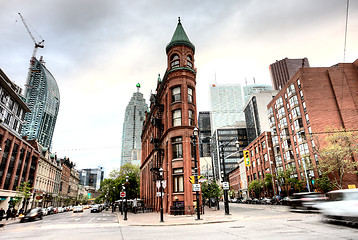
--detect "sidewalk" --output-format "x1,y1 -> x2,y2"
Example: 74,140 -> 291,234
115,206 -> 243,226
0,217 -> 20,228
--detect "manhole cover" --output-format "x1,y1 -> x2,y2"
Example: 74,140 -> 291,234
231,226 -> 245,228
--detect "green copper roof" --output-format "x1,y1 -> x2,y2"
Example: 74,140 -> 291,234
136,83 -> 141,88
166,17 -> 195,53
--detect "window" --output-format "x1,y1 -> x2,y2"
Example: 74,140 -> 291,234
302,102 -> 307,112
172,137 -> 183,159
297,79 -> 301,89
262,141 -> 266,149
188,110 -> 195,126
186,55 -> 193,68
172,87 -> 181,102
170,54 -> 180,68
172,109 -> 181,126
188,87 -> 193,103
305,113 -> 310,125
264,154 -> 268,162
173,168 -> 184,192
300,90 -> 304,100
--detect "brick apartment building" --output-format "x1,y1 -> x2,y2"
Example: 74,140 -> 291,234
140,18 -> 199,214
266,59 -> 358,193
245,131 -> 276,197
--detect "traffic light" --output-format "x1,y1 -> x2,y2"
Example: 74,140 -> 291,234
189,176 -> 195,183
243,150 -> 251,167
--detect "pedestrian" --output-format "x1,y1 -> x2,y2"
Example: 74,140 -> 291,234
19,208 -> 24,215
0,208 -> 5,221
11,208 -> 17,220
6,208 -> 12,220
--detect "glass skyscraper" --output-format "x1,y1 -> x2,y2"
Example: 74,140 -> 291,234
120,84 -> 147,167
243,84 -> 273,105
21,57 -> 60,149
209,84 -> 244,132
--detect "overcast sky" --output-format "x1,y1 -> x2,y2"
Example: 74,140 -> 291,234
0,0 -> 357,176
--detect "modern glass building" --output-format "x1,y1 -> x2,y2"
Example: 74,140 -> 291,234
243,84 -> 273,105
21,57 -> 60,149
209,84 -> 245,133
120,84 -> 148,167
78,167 -> 104,190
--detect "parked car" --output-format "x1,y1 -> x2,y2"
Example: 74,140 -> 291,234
315,189 -> 358,223
47,206 -> 55,215
251,198 -> 261,204
289,192 -> 327,211
241,197 -> 252,204
41,208 -> 48,216
57,207 -> 64,213
73,206 -> 84,213
91,204 -> 101,213
261,197 -> 272,205
271,195 -> 283,205
19,208 -> 43,223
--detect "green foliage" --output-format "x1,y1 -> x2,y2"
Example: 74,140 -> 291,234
15,181 -> 33,207
315,175 -> 334,193
264,173 -> 273,188
248,180 -> 263,197
201,182 -> 222,200
98,163 -> 140,203
314,128 -> 358,189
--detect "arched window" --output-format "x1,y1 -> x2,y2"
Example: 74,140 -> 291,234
186,55 -> 193,68
170,54 -> 180,68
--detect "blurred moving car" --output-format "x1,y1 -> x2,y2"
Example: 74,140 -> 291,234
289,192 -> 326,211
19,208 -> 43,223
315,189 -> 358,223
73,206 -> 84,213
91,204 -> 101,213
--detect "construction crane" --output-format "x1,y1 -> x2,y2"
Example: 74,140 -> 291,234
18,12 -> 44,62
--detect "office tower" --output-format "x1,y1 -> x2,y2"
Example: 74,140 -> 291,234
78,167 -> 104,190
267,59 -> 358,190
210,84 -> 245,132
121,84 -> 148,167
211,122 -> 248,182
21,57 -> 60,149
244,90 -> 278,143
243,84 -> 273,104
198,111 -> 211,157
140,18 -> 199,213
269,57 -> 309,90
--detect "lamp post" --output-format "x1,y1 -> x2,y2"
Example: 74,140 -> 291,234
191,127 -> 201,220
220,139 -> 240,215
124,175 -> 129,221
121,184 -> 124,215
112,186 -> 116,212
159,167 -> 164,222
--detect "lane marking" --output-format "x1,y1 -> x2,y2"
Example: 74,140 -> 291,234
88,217 -> 95,223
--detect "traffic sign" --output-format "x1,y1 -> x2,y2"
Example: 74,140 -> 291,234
120,192 -> 126,198
193,184 -> 201,192
223,182 -> 229,190
162,180 -> 167,189
156,192 -> 163,197
156,180 -> 161,189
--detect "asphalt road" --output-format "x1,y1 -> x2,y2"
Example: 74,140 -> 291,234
1,204 -> 358,240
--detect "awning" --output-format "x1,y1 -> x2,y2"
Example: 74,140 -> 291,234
0,197 -> 7,201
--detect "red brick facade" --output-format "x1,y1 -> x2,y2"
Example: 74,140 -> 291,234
140,20 -> 199,214
245,132 -> 276,197
267,59 -> 358,192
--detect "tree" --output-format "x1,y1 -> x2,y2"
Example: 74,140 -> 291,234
276,168 -> 299,196
15,181 -> 33,211
201,182 -> 222,203
97,163 -> 141,203
315,175 -> 334,193
248,180 -> 263,198
313,128 -> 358,189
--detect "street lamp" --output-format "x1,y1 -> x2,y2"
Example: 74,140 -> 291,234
112,186 -> 116,212
121,184 -> 125,215
124,175 -> 129,221
191,127 -> 201,220
220,138 -> 240,215
159,167 -> 164,222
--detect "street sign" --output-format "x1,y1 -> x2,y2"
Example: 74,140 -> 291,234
156,192 -> 163,197
198,178 -> 207,183
193,184 -> 201,192
189,176 -> 195,183
223,182 -> 229,190
162,180 -> 167,189
120,192 -> 126,198
156,180 -> 161,189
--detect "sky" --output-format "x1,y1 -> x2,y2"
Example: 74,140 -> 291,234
0,0 -> 357,177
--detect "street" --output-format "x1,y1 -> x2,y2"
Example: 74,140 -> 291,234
1,204 -> 358,240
